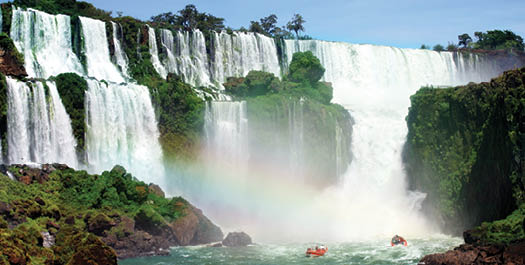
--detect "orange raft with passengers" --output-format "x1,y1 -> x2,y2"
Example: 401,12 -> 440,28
306,246 -> 328,257
391,235 -> 408,246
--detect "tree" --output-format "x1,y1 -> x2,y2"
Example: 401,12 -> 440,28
433,44 -> 445,52
249,21 -> 264,34
286,14 -> 306,38
420,44 -> 430,49
260,14 -> 278,36
177,4 -> 199,30
474,30 -> 524,51
446,42 -> 458,51
288,51 -> 325,84
474,31 -> 484,42
458,33 -> 472,48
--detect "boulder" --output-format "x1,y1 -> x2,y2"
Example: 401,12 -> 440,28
88,213 -> 116,236
420,242 -> 525,265
148,184 -> 165,198
222,232 -> 252,247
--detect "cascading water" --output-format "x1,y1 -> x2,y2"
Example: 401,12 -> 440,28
84,79 -> 165,187
80,16 -> 125,83
278,39 -> 503,241
6,7 -> 166,188
6,77 -> 78,167
111,22 -> 129,78
211,31 -> 281,88
10,7 -> 84,78
148,26 -> 168,79
150,29 -> 281,88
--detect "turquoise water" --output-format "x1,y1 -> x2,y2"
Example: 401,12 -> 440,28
120,237 -> 462,265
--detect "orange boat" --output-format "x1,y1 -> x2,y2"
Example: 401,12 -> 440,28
306,246 -> 328,257
391,235 -> 408,246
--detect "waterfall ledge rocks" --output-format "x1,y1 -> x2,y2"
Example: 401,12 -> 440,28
0,164 -> 224,260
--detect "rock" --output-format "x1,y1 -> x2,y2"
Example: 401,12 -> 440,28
190,207 -> 224,245
170,205 -> 224,246
148,184 -> 165,198
46,221 -> 60,230
420,242 -> 525,265
65,215 -> 75,225
0,201 -> 11,215
88,213 -> 116,236
35,197 -> 45,206
0,39 -> 27,78
210,242 -> 223,247
463,229 -> 480,244
68,234 -> 118,265
40,231 -> 55,248
222,232 -> 252,247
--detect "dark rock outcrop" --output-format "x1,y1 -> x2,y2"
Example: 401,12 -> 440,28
420,242 -> 525,265
0,35 -> 27,78
222,232 -> 252,247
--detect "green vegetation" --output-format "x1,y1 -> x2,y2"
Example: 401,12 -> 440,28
458,33 -> 472,48
467,204 -> 525,245
433,44 -> 445,52
0,74 -> 7,159
473,30 -> 524,51
11,0 -> 112,20
0,33 -> 25,68
150,4 -> 224,33
0,164 -> 191,263
224,51 -> 352,185
404,68 -> 525,232
52,73 -> 87,153
286,14 -> 306,39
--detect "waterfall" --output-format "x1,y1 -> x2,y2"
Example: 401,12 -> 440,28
84,79 -> 165,187
288,99 -> 304,181
151,29 -> 281,89
80,16 -> 125,83
204,101 -> 249,166
148,26 -> 168,79
211,31 -> 281,88
6,77 -> 78,167
280,39 -> 503,239
10,7 -> 83,78
111,22 -> 129,77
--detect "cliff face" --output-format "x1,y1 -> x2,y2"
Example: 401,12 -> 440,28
403,68 -> 525,233
0,34 -> 27,78
0,164 -> 223,261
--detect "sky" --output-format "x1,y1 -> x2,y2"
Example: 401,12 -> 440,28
6,0 -> 525,48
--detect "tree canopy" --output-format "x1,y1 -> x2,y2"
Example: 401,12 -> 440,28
286,14 -> 306,38
150,4 -> 224,32
473,30 -> 524,51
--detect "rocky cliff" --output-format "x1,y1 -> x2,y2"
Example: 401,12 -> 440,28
0,164 -> 223,262
403,68 -> 525,233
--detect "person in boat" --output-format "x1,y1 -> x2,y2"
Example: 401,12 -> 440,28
391,235 -> 406,245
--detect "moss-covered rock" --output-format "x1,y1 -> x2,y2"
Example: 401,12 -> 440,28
0,164 -> 223,260
404,68 -> 525,233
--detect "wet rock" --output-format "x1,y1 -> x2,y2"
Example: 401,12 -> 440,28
420,242 -> 525,265
35,197 -> 45,206
222,232 -> 252,247
88,213 -> 116,236
41,231 -> 55,248
68,234 -> 117,265
210,242 -> 223,247
148,183 -> 165,198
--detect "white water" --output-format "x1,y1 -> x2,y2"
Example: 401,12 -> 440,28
80,16 -> 125,83
148,26 -> 168,79
6,77 -> 78,167
111,22 -> 130,78
277,40 -> 503,241
211,31 -> 281,88
203,101 -> 249,167
150,29 -> 281,88
10,7 -> 83,78
84,79 -> 165,188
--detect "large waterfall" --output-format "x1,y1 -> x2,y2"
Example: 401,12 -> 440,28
6,77 -> 78,167
5,8 -> 165,189
2,5 -> 519,243
149,30 -> 281,88
84,79 -> 165,187
10,7 -> 83,78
